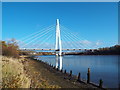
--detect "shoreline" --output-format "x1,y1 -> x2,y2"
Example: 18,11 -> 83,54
23,56 -> 105,89
33,54 -> 120,57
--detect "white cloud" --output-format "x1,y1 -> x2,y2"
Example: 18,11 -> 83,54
80,40 -> 92,45
95,40 -> 102,46
18,38 -> 103,49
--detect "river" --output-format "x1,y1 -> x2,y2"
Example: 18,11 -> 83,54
36,55 -> 119,88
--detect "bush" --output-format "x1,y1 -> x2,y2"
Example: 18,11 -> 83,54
1,39 -> 19,58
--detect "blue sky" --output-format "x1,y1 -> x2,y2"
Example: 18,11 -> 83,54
2,2 -> 118,48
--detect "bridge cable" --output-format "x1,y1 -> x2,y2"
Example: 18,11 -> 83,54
18,24 -> 55,42
61,26 -> 87,49
60,25 -> 92,49
19,25 -> 55,46
20,28 -> 54,48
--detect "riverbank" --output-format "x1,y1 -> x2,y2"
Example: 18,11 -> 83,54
1,55 -> 103,88
2,56 -> 31,88
23,56 -> 103,88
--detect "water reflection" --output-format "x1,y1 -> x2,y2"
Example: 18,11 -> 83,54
55,56 -> 58,68
55,56 -> 63,70
37,55 -> 119,88
59,56 -> 63,70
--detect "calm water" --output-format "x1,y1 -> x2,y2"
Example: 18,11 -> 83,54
36,55 -> 119,88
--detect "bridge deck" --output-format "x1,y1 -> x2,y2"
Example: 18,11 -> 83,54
20,48 -> 94,51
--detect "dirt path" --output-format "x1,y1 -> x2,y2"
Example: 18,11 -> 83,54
23,57 -> 101,88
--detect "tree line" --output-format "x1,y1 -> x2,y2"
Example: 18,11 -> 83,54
83,45 -> 120,55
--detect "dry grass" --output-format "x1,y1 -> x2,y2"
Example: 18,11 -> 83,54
1,56 -> 31,88
1,56 -> 60,88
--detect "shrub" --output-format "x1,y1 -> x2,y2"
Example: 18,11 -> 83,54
1,39 -> 19,58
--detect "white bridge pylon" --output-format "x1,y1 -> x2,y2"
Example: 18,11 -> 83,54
55,19 -> 62,56
19,19 -> 94,52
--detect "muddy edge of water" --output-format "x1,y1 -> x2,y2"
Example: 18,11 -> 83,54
23,56 -> 105,89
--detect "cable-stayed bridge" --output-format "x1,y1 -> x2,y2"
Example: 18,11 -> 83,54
18,19 -> 96,55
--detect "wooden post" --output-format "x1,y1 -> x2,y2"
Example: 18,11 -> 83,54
99,79 -> 103,88
64,69 -> 66,74
77,72 -> 81,81
70,70 -> 72,76
87,68 -> 90,83
57,68 -> 59,71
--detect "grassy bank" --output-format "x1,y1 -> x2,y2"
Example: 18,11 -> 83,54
1,56 -> 101,88
2,56 -> 31,88
1,56 -> 60,88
